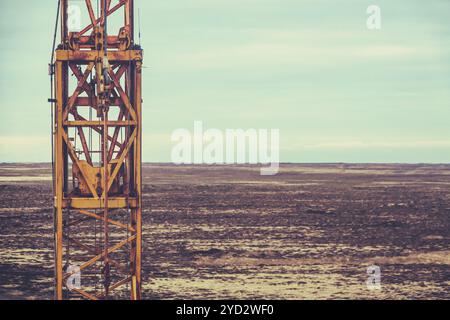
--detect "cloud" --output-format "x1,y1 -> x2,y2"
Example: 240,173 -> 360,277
290,139 -> 450,150
155,28 -> 439,71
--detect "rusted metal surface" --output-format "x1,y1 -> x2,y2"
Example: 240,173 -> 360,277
52,0 -> 142,300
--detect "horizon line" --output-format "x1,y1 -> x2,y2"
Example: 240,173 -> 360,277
0,162 -> 449,166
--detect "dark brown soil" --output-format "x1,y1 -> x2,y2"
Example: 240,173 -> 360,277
0,163 -> 449,299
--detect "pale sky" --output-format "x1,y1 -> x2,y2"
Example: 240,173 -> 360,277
0,0 -> 449,163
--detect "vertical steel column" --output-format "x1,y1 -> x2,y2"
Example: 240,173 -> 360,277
131,59 -> 142,300
55,59 -> 64,301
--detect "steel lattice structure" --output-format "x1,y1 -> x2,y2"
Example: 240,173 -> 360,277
50,0 -> 143,300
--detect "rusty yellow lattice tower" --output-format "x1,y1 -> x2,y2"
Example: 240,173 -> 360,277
50,0 -> 142,300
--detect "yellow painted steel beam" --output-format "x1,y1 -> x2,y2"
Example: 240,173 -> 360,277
105,128 -> 138,195
66,235 -> 129,274
64,120 -> 137,127
54,60 -> 64,301
133,59 -> 143,300
61,130 -> 99,199
63,63 -> 94,120
76,209 -> 136,232
62,197 -> 138,209
71,288 -> 99,301
63,234 -> 137,280
108,69 -> 138,121
56,50 -> 143,62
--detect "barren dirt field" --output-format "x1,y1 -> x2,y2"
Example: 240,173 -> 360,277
0,163 -> 449,300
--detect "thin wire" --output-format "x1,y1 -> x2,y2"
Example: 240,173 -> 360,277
138,8 -> 141,46
103,0 -> 108,56
50,0 -> 61,198
49,0 -> 61,299
66,208 -> 71,266
50,0 -> 61,66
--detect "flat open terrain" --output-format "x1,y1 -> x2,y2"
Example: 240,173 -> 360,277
0,163 -> 449,299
